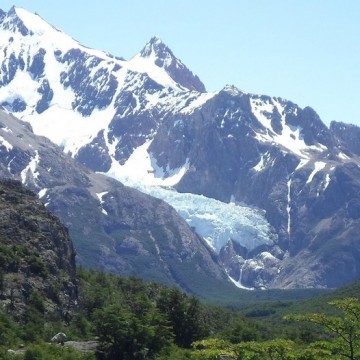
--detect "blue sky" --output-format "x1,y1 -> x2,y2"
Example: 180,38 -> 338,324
1,1 -> 360,126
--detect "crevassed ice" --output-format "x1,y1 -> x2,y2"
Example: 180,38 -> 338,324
113,176 -> 274,254
159,189 -> 274,253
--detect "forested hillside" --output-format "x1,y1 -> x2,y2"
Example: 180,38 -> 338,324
1,267 -> 359,359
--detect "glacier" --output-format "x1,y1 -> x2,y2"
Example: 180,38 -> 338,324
154,188 -> 275,253
107,175 -> 275,254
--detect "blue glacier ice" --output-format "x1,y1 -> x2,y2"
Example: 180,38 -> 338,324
115,176 -> 275,254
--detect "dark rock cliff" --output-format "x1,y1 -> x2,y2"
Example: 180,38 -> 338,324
0,179 -> 78,318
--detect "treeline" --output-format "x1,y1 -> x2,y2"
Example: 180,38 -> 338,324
0,269 -> 359,359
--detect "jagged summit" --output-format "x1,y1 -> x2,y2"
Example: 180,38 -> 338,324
136,36 -> 206,92
3,6 -> 47,29
8,5 -> 17,14
140,36 -> 168,58
0,6 -> 110,59
1,6 -> 55,36
11,6 -> 61,36
221,84 -> 245,96
0,6 -> 32,36
4,5 -> 16,16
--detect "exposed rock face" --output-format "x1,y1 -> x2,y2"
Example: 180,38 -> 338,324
330,121 -> 360,156
140,36 -> 206,92
0,179 -> 77,317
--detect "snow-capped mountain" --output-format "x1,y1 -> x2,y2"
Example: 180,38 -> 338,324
0,7 -> 209,158
1,6 -> 360,289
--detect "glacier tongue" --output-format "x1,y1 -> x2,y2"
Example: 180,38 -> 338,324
156,189 -> 275,253
105,173 -> 274,254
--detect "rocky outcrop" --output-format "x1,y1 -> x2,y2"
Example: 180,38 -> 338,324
330,121 -> 360,156
0,179 -> 77,317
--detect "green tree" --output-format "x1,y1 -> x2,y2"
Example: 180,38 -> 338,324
157,288 -> 209,348
286,297 -> 360,360
219,318 -> 259,344
93,303 -> 172,360
192,338 -> 296,360
192,338 -> 235,359
22,290 -> 46,342
0,269 -> 4,296
234,339 -> 295,360
0,309 -> 19,346
23,343 -> 96,360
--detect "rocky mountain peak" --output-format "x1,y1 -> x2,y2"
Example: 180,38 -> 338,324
221,84 -> 244,96
0,6 -> 31,36
140,36 -> 169,58
138,36 -> 206,92
7,5 -> 17,15
4,6 -> 64,37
